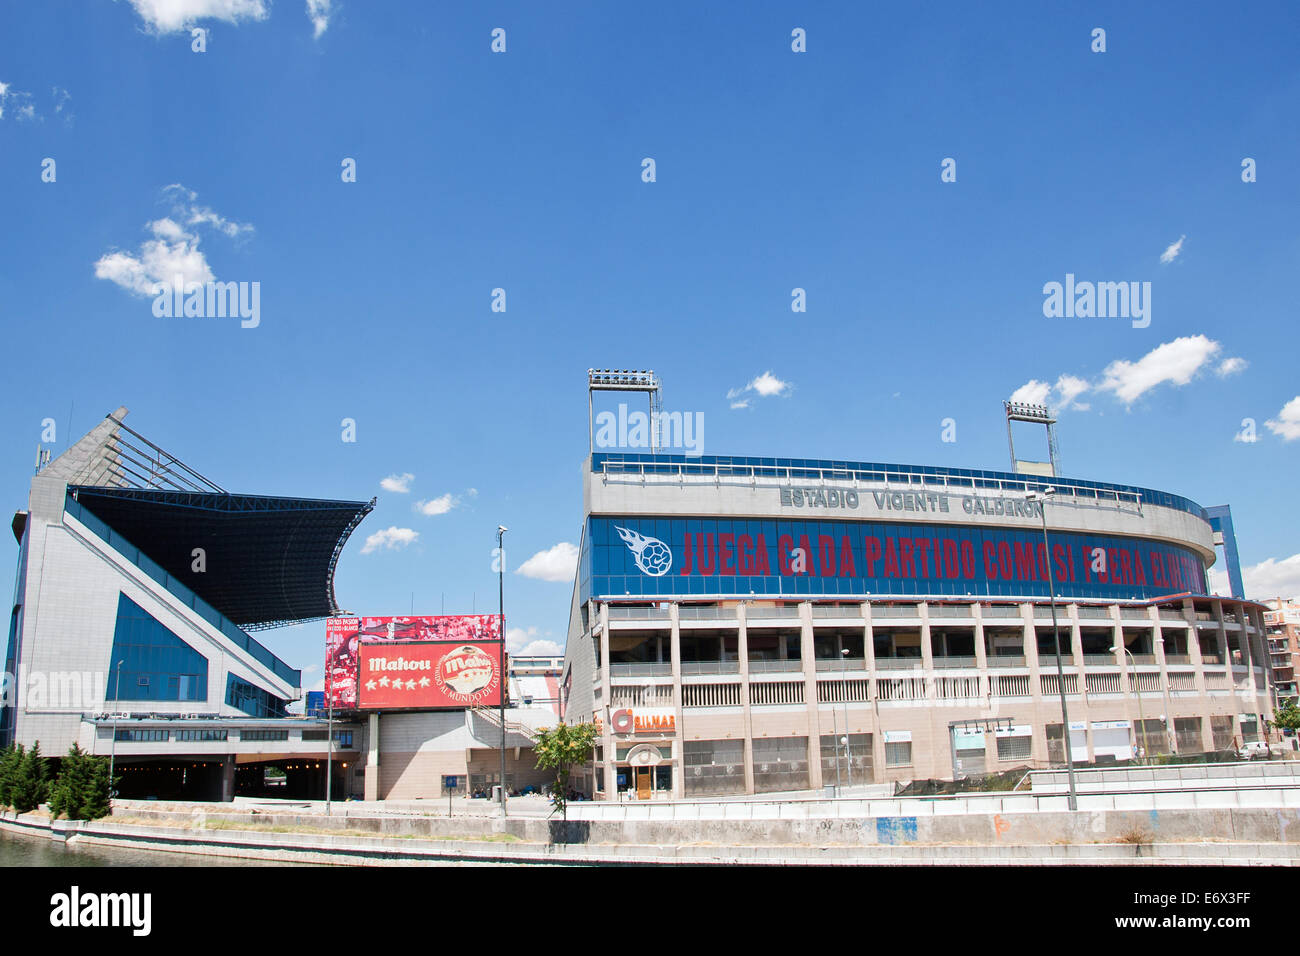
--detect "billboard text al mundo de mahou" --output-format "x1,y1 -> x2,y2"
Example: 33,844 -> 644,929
326,615 -> 502,708
357,641 -> 503,710
589,518 -> 1207,602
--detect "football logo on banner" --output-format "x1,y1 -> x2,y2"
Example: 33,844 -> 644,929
614,525 -> 673,577
435,644 -> 498,702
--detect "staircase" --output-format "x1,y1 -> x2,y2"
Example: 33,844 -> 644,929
469,705 -> 539,745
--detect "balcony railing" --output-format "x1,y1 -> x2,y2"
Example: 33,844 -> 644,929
987,655 -> 1027,667
1120,608 -> 1151,621
747,658 -> 805,674
679,660 -> 741,676
929,606 -> 972,618
1163,654 -> 1192,666
1077,607 -> 1113,620
746,606 -> 802,620
1159,609 -> 1186,622
679,606 -> 737,621
608,606 -> 669,621
874,657 -> 923,670
932,656 -> 979,669
873,606 -> 920,618
1081,653 -> 1117,666
811,605 -> 863,619
610,662 -> 672,678
813,657 -> 868,672
981,606 -> 1023,618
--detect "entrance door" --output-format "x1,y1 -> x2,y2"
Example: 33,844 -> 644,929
635,766 -> 652,800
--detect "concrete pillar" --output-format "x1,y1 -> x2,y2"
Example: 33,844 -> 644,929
601,604 -> 617,800
866,603 -> 886,781
800,602 -> 822,791
219,754 -> 235,803
738,604 -> 755,795
363,711 -> 380,800
920,603 -> 935,702
669,603 -> 683,799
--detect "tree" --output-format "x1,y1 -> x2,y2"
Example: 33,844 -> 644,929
1271,700 -> 1300,733
533,721 -> 599,821
0,744 -> 24,808
49,744 -> 114,821
9,740 -> 49,813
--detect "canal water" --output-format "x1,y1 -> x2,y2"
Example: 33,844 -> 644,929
0,827 -> 305,866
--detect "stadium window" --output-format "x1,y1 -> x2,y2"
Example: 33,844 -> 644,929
996,735 -> 1032,761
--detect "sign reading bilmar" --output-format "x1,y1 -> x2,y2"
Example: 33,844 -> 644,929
357,641 -> 503,710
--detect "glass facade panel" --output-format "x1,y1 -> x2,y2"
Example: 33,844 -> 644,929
226,675 -> 289,719
752,736 -> 809,792
682,739 -> 745,796
819,733 -> 874,783
105,593 -> 208,703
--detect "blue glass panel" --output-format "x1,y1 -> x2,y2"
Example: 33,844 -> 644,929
105,593 -> 208,703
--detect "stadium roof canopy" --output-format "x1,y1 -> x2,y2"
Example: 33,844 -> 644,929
34,407 -> 374,630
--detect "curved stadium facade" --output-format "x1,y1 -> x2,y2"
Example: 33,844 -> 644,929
562,452 -> 1273,800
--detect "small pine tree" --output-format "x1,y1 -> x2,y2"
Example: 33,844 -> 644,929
49,744 -> 113,821
11,740 -> 49,813
0,744 -> 21,807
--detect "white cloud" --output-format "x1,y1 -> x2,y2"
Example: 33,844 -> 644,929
727,371 -> 791,408
1216,357 -> 1248,378
1008,380 -> 1051,406
506,626 -> 539,653
1054,374 -> 1091,411
306,0 -> 333,37
414,493 -> 457,516
94,185 -> 251,297
1265,397 -> 1300,441
516,542 -> 579,582
380,472 -> 414,493
126,0 -> 269,33
1159,234 -> 1186,264
1229,554 -> 1300,602
518,639 -> 563,657
360,526 -> 418,554
1096,335 -> 1220,405
0,82 -> 38,122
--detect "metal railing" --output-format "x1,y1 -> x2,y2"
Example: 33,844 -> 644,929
678,606 -> 737,621
987,655 -> 1027,668
608,606 -> 669,621
873,657 -> 923,670
746,606 -> 802,620
680,660 -> 741,676
747,658 -> 805,674
813,657 -> 868,672
610,662 -> 673,678
932,656 -> 979,669
982,606 -> 1022,618
1077,606 -> 1113,620
811,605 -> 864,619
873,606 -> 920,618
929,606 -> 972,618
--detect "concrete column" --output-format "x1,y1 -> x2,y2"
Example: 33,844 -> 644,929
219,754 -> 235,802
738,604 -> 755,795
364,712 -> 382,806
866,603 -> 886,780
920,604 -> 935,702
669,603 -> 683,799
601,604 -> 617,800
800,602 -> 822,790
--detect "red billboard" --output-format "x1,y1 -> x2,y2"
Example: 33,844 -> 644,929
326,615 -> 502,708
357,641 -> 503,710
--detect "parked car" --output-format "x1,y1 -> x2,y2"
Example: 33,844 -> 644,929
1237,741 -> 1278,759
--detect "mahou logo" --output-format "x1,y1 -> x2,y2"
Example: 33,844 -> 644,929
615,525 -> 673,577
434,644 -> 498,703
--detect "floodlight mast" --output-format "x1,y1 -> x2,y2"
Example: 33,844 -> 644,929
587,369 -> 663,455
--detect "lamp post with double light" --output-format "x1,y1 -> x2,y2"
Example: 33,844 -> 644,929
1114,642 -> 1148,763
1026,487 -> 1078,811
108,660 -> 123,800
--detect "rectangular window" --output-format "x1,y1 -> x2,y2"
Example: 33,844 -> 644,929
752,736 -> 809,793
996,735 -> 1032,761
240,729 -> 289,741
885,741 -> 912,767
819,733 -> 873,783
682,739 -> 745,797
174,729 -> 227,742
114,728 -> 168,742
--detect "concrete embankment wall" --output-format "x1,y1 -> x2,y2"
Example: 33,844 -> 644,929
3,806 -> 1299,865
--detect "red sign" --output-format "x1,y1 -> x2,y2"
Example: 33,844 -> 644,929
326,615 -> 502,708
357,641 -> 503,710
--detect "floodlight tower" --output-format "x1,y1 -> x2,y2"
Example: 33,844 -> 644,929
1004,401 -> 1060,477
588,369 -> 663,454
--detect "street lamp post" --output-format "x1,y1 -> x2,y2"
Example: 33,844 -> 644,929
497,524 -> 508,817
1115,643 -> 1147,763
1027,488 -> 1079,811
325,696 -> 333,816
108,660 -> 123,799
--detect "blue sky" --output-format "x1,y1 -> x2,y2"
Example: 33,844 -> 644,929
2,1 -> 1298,687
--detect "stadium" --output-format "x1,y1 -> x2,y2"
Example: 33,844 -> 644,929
561,375 -> 1274,801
